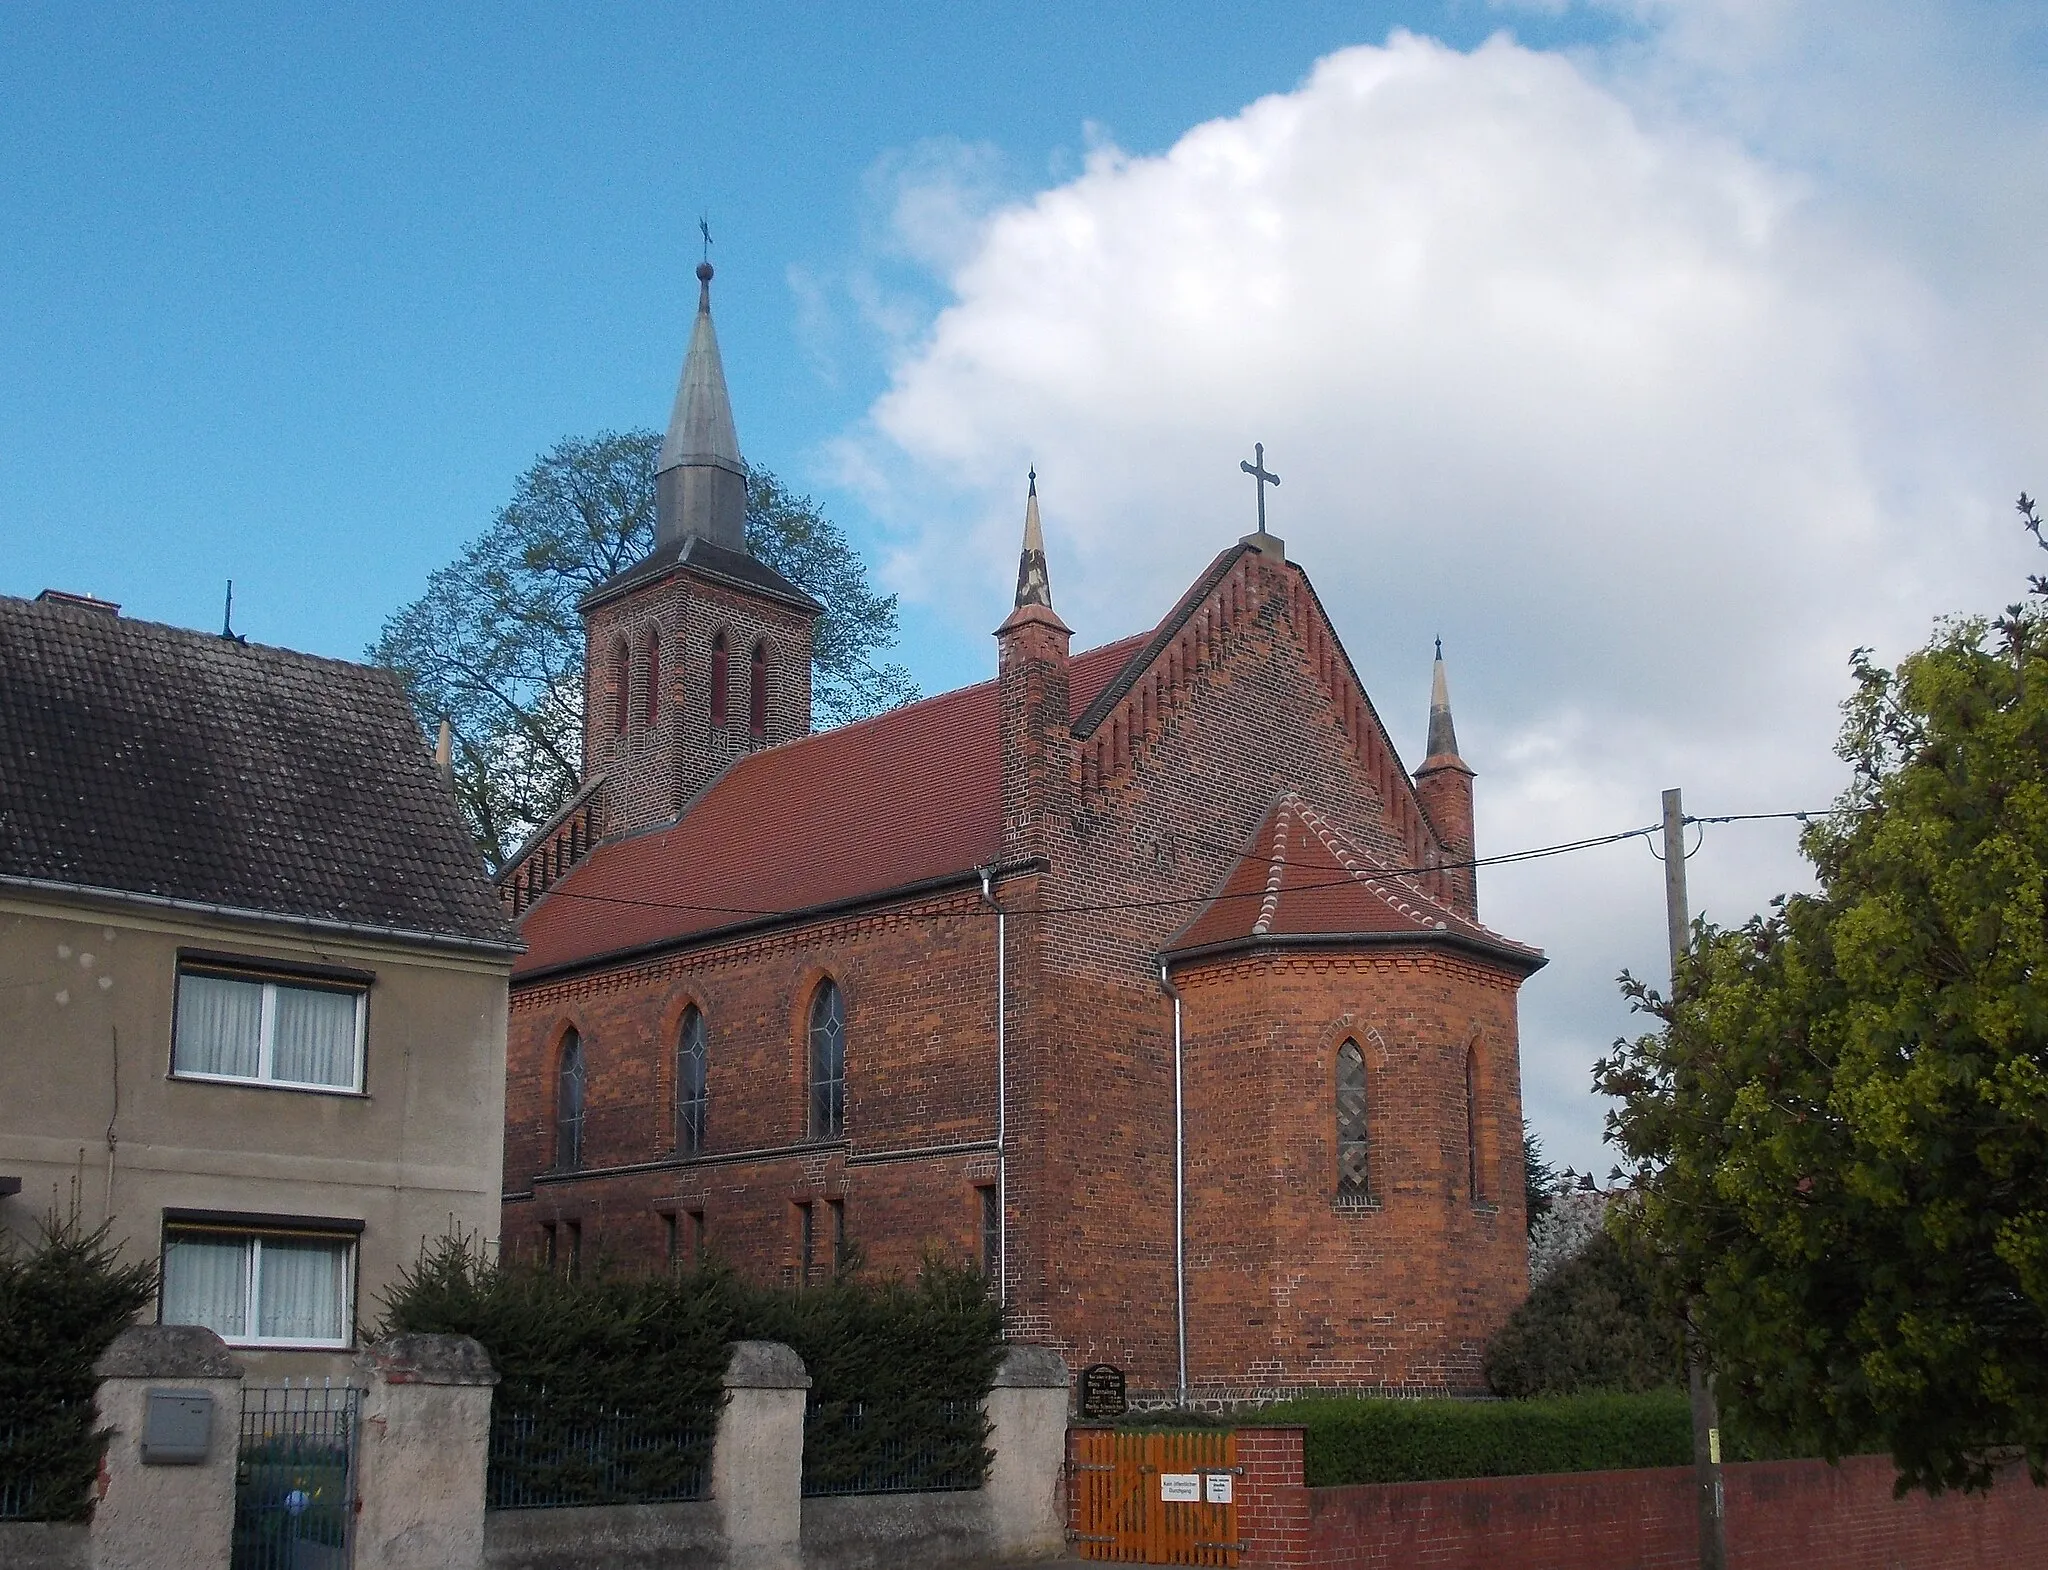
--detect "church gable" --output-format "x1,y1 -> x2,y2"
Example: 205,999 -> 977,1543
1061,540 -> 1459,917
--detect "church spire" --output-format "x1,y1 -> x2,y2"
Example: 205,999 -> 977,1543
1425,636 -> 1461,762
1014,468 -> 1054,610
656,261 -> 750,553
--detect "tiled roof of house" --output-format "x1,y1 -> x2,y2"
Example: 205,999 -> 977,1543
1163,794 -> 1543,972
0,594 -> 517,950
514,633 -> 1147,978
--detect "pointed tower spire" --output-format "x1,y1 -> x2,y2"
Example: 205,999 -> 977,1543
1415,638 -> 1478,918
1426,636 -> 1461,761
1014,467 -> 1054,609
656,261 -> 750,553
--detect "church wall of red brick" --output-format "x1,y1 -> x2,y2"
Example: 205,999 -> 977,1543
580,567 -> 816,834
501,538 -> 1539,1405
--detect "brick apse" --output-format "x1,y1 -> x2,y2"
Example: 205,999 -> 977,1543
497,268 -> 1547,1402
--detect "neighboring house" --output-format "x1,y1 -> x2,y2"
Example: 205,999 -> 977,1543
0,590 -> 520,1379
495,265 -> 1546,1403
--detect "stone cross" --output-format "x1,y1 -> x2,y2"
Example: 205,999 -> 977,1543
1240,442 -> 1280,534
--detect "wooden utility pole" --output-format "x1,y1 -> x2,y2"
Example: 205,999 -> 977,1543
1665,787 -> 1727,1570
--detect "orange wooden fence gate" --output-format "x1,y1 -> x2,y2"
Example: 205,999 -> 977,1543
1070,1428 -> 1240,1566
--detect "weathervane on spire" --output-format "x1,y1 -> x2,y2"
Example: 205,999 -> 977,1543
1240,442 -> 1280,535
699,215 -> 713,264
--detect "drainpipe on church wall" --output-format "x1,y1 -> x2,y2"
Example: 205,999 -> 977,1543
979,868 -> 1007,1306
1158,959 -> 1188,1406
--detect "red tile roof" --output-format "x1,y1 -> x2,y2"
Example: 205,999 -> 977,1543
515,634 -> 1147,978
1164,794 -> 1543,972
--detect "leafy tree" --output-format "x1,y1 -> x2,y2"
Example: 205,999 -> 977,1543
370,430 -> 917,869
1596,497 -> 2048,1493
1486,1231 -> 1682,1399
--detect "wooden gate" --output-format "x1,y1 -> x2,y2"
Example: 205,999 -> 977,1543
1070,1428 -> 1240,1566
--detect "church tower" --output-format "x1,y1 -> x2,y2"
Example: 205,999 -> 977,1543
578,262 -> 823,836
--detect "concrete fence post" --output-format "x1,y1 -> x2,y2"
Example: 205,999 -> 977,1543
89,1324 -> 244,1570
352,1333 -> 499,1570
713,1340 -> 811,1570
983,1345 -> 1072,1562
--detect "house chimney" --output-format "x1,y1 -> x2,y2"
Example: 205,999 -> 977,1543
434,719 -> 455,788
35,589 -> 120,616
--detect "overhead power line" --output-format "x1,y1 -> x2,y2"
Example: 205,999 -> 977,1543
527,804 -> 1859,926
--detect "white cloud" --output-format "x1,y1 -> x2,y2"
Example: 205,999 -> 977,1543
829,14 -> 2048,1173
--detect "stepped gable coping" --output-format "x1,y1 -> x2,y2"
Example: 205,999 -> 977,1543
510,632 -> 1146,981
1162,793 -> 1544,974
1071,544 -> 1249,740
1065,547 -> 1438,875
498,772 -> 608,886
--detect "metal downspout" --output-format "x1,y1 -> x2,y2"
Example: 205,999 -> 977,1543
1159,959 -> 1187,1405
980,868 -> 1008,1305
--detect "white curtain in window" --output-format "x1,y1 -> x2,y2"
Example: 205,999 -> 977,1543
271,986 -> 358,1087
161,1235 -> 249,1337
174,974 -> 262,1078
256,1237 -> 348,1342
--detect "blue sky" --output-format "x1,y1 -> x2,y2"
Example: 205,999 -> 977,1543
6,2 -> 2045,1170
0,2 -> 1609,675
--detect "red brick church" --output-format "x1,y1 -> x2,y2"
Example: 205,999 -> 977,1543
498,261 -> 1545,1402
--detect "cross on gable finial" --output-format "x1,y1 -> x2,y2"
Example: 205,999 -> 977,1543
1239,441 -> 1280,536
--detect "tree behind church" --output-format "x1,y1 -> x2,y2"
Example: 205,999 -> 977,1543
1597,497 -> 2048,1494
371,430 -> 917,869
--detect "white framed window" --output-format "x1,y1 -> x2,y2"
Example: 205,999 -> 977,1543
159,1226 -> 356,1349
172,965 -> 366,1092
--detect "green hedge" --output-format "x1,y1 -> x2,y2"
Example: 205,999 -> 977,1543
378,1237 -> 1004,1505
1260,1389 -> 1694,1487
0,1215 -> 158,1522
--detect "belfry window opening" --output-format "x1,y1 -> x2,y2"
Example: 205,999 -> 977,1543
611,640 -> 630,735
710,632 -> 730,729
643,628 -> 661,726
1464,1042 -> 1484,1203
749,639 -> 768,738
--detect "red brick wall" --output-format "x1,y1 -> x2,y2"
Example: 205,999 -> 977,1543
1225,1451 -> 2048,1570
1169,952 -> 1526,1399
581,565 -> 816,836
503,542 -> 1537,1400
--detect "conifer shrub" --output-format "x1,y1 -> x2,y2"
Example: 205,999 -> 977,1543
1485,1231 -> 1684,1398
0,1214 -> 158,1521
1260,1389 -> 1694,1488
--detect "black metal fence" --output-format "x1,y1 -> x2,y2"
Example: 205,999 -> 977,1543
233,1383 -> 358,1570
0,1422 -> 37,1520
487,1409 -> 715,1510
800,1399 -> 988,1497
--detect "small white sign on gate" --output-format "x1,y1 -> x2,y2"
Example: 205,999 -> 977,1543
1205,1472 -> 1233,1504
1160,1472 -> 1201,1503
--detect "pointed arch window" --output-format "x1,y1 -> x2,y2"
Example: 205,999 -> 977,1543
677,1006 -> 707,1156
1336,1039 -> 1370,1199
644,629 -> 662,727
749,640 -> 768,739
1465,1042 -> 1485,1203
710,632 -> 730,729
808,980 -> 845,1140
611,640 -> 631,735
556,1030 -> 586,1173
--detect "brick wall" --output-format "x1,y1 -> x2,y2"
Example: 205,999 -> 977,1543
1217,1444 -> 2048,1570
505,540 -> 1538,1400
580,564 -> 816,836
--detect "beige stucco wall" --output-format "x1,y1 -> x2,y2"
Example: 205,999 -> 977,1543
0,890 -> 510,1381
